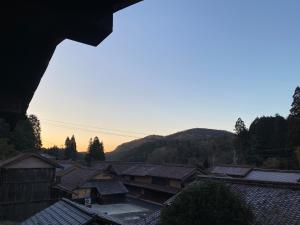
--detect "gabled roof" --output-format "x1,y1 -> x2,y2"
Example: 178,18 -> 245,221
21,198 -> 122,225
81,180 -> 128,196
59,167 -> 97,191
57,164 -> 113,191
108,162 -> 198,180
0,153 -> 62,168
92,161 -> 199,180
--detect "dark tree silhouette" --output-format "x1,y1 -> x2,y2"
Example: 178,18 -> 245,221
234,118 -> 247,135
87,137 -> 105,162
159,181 -> 253,225
290,86 -> 300,117
28,114 -> 42,150
234,118 -> 250,163
64,135 -> 77,160
288,86 -> 300,148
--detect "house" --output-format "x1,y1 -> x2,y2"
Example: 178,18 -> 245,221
55,165 -> 128,204
0,153 -> 62,221
21,198 -> 122,225
110,162 -> 200,203
81,180 -> 128,204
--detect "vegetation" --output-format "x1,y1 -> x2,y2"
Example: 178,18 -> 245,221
0,115 -> 42,159
159,181 -> 253,225
107,129 -> 235,166
64,135 -> 77,160
234,86 -> 300,169
85,136 -> 105,165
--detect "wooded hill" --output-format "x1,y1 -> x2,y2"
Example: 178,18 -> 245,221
106,128 -> 235,166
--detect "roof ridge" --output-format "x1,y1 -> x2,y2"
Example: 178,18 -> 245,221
62,198 -> 97,217
197,175 -> 300,190
214,164 -> 253,168
0,152 -> 62,168
252,168 -> 300,174
108,161 -> 197,168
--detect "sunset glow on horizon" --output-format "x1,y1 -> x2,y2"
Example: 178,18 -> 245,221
28,0 -> 300,152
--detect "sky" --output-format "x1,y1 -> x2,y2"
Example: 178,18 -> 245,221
28,0 -> 300,152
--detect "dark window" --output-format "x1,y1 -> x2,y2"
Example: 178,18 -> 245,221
152,177 -> 168,186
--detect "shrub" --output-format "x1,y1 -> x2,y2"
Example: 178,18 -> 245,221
159,181 -> 253,225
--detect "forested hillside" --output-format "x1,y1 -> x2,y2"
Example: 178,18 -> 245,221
107,128 -> 236,166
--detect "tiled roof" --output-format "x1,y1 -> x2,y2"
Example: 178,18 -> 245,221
81,180 -> 128,195
59,167 -> 97,191
211,165 -> 252,177
21,198 -> 122,225
123,181 -> 179,194
87,162 -> 199,180
134,210 -> 161,225
112,162 -> 197,180
197,176 -> 300,225
245,169 -> 300,183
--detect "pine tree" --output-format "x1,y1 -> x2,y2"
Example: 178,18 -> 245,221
288,87 -> 300,148
64,136 -> 71,159
234,118 -> 247,135
70,135 -> 77,160
28,114 -> 42,150
88,137 -> 105,161
290,86 -> 300,117
234,118 -> 249,163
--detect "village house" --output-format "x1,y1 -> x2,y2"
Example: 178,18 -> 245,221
56,161 -> 201,204
109,162 -> 201,203
55,164 -> 128,204
0,153 -> 62,221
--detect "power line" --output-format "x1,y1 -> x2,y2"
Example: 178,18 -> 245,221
42,121 -> 143,139
41,118 -> 151,136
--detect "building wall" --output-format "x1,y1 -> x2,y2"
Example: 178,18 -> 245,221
169,179 -> 182,189
92,173 -> 112,180
0,168 -> 55,221
72,188 -> 91,199
134,176 -> 152,184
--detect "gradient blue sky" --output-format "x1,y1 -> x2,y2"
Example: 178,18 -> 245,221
28,0 -> 300,151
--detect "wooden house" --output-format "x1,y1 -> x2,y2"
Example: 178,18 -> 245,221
0,153 -> 61,221
55,165 -> 128,204
109,162 -> 200,203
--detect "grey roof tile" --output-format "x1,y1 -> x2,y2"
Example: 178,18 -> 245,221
197,176 -> 300,225
211,166 -> 252,177
21,198 -> 121,225
81,180 -> 128,195
245,169 -> 300,183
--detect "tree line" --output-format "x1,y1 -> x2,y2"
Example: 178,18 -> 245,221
0,114 -> 42,159
0,112 -> 106,164
45,135 -> 105,164
234,86 -> 300,169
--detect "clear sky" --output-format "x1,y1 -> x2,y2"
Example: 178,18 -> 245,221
28,0 -> 300,152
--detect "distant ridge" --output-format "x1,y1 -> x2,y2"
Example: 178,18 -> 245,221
107,128 -> 235,164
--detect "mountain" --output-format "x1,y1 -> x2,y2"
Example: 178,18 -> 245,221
107,128 -> 236,165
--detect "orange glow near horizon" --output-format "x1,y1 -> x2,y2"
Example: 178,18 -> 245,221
40,123 -> 139,152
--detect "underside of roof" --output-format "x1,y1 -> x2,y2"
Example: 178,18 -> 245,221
0,1 -> 142,127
